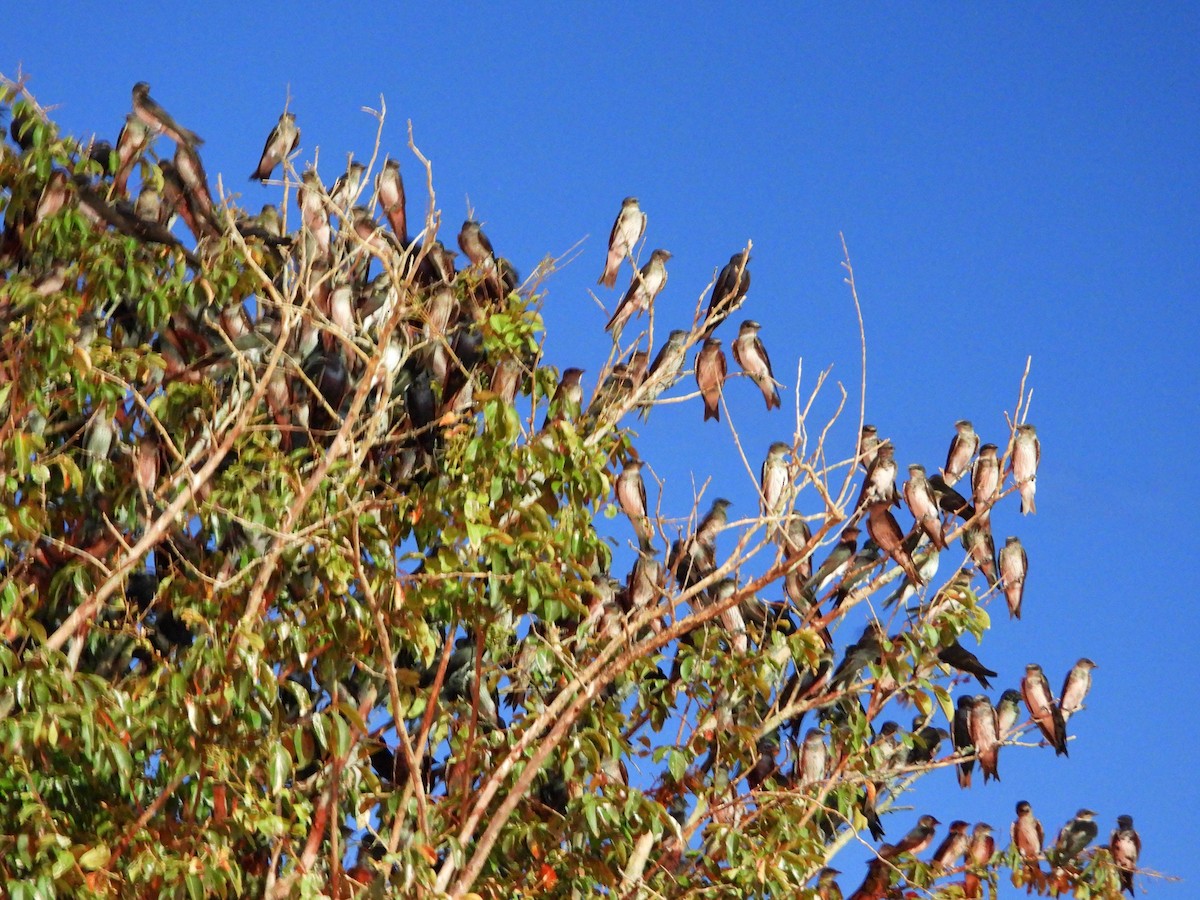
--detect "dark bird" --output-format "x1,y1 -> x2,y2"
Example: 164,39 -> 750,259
971,443 -> 1000,523
963,823 -> 996,898
606,248 -> 670,337
937,640 -> 997,689
998,536 -> 1028,619
847,854 -> 891,900
1011,801 -> 1045,880
598,196 -> 646,289
832,539 -> 883,609
625,552 -> 663,611
695,337 -> 727,422
813,866 -> 843,900
328,159 -> 367,211
760,441 -> 791,523
943,419 -> 979,486
962,525 -> 999,588
251,111 -> 299,182
132,81 -> 203,147
881,814 -> 940,859
1009,423 -> 1040,515
1021,663 -> 1067,755
903,464 -> 948,549
928,473 -> 976,521
696,497 -> 731,549
544,367 -> 585,427
866,501 -> 923,587
996,688 -> 1022,738
173,142 -> 218,234
930,819 -> 971,871
732,319 -> 780,411
458,219 -> 497,272
376,158 -> 408,245
1059,657 -> 1097,721
968,693 -> 1001,783
1109,814 -> 1141,896
905,724 -> 949,765
830,621 -> 883,691
856,443 -> 900,513
703,250 -> 751,336
69,175 -> 199,268
1049,809 -> 1097,868
811,526 -> 860,594
615,459 -> 652,545
952,695 -> 977,789
858,424 -> 881,472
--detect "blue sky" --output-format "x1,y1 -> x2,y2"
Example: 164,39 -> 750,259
5,3 -> 1197,895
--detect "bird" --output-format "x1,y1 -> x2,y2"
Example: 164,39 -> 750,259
376,158 -> 408,245
865,502 -> 923,587
971,443 -> 1000,522
928,473 -> 976,521
251,111 -> 299,182
606,249 -> 670,338
694,337 -> 727,422
855,443 -> 900,513
998,536 -> 1028,619
857,425 -> 881,472
968,693 -> 1001,782
1059,657 -> 1097,721
903,464 -> 948,549
458,219 -> 497,272
943,419 -> 979,486
544,367 -> 585,427
328,160 -> 367,211
1049,809 -> 1097,868
830,621 -> 884,691
598,197 -> 646,289
703,250 -> 751,336
813,866 -> 843,900
625,552 -> 663,611
615,459 -> 652,545
963,823 -> 996,898
731,320 -> 780,411
962,525 -> 999,588
1021,663 -> 1068,755
952,695 -> 977,789
810,526 -> 861,594
114,113 -> 151,195
996,688 -> 1022,738
1109,814 -> 1141,897
1012,801 -> 1045,884
796,728 -> 828,786
937,640 -> 997,689
881,814 -> 940,859
131,81 -> 203,147
638,330 -> 689,416
760,442 -> 791,523
1009,423 -> 1040,515
930,820 -> 971,871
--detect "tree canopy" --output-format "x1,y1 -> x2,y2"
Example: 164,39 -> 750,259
0,79 -> 1146,899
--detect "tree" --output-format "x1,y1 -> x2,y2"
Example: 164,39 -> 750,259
0,78 -> 1145,899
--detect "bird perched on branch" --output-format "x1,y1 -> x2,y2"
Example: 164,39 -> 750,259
732,319 -> 779,411
598,196 -> 646,289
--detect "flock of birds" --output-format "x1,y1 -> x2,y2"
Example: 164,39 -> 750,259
0,82 -> 1143,895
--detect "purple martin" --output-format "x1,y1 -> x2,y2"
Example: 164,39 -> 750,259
930,820 -> 971,872
1049,809 -> 1097,868
856,443 -> 900,513
377,158 -> 408,245
114,113 -> 151,196
963,823 -> 996,897
328,159 -> 367,212
943,419 -> 979,486
881,814 -> 941,859
731,319 -> 780,411
998,535 -> 1028,619
971,443 -> 1000,523
1009,423 -> 1040,515
962,524 -> 999,588
544,367 -> 585,427
1059,657 -> 1096,721
866,501 -> 924,587
953,695 -> 977,789
760,441 -> 791,522
937,639 -> 996,689
811,525 -> 860,594
616,459 -> 652,545
927,473 -> 976,521
1012,801 -> 1045,879
1109,814 -> 1140,896
1022,663 -> 1067,755
638,329 -> 689,416
996,688 -> 1022,738
903,463 -> 948,550
606,248 -> 670,337
858,425 -> 881,472
796,727 -> 828,786
968,693 -> 1001,782
251,111 -> 299,182
703,249 -> 751,336
132,81 -> 203,147
695,337 -> 727,422
598,196 -> 646,289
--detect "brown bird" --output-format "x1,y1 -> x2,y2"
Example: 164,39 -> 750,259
1009,423 -> 1040,515
544,367 -> 585,427
606,248 -> 670,337
865,502 -> 923,587
731,319 -> 780,411
971,443 -> 1000,523
615,459 -> 652,545
963,823 -> 996,898
694,337 -> 727,422
1059,658 -> 1097,721
855,443 -> 900,513
1012,800 -> 1045,886
114,113 -> 151,195
1022,663 -> 1067,755
904,463 -> 948,549
968,693 -> 1001,783
703,250 -> 751,336
376,158 -> 408,245
847,853 -> 891,900
998,536 -> 1028,619
1109,814 -> 1140,897
943,419 -> 979,486
930,819 -> 971,871
881,814 -> 940,859
132,81 -> 203,147
251,111 -> 299,182
858,424 -> 881,472
598,197 -> 646,289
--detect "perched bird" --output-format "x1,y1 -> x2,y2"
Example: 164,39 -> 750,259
696,497 -> 731,549
251,111 -> 299,182
1010,423 -> 1041,515
1109,814 -> 1141,896
943,419 -> 979,486
132,81 -> 203,147
694,337 -> 727,422
703,250 -> 751,336
971,443 -> 1000,523
1021,663 -> 1068,755
962,525 -> 999,588
811,526 -> 861,594
996,688 -> 1022,738
760,442 -> 791,522
376,158 -> 408,245
458,219 -> 497,272
866,502 -> 923,587
813,866 -> 843,900
625,552 -> 663,611
831,539 -> 883,609
114,113 -> 151,195
930,820 -> 971,871
598,196 -> 647,289
881,815 -> 940,859
928,473 -> 976,521
606,248 -> 670,337
937,640 -> 997,689
963,823 -> 996,898
638,329 -> 689,415
1049,809 -> 1098,868
328,159 -> 367,211
544,367 -> 585,427
732,320 -> 780,411
952,695 -> 977,789
856,443 -> 900,512
796,728 -> 828,786
615,459 -> 652,545
1059,658 -> 1097,721
847,854 -> 891,900
1011,801 -> 1045,880
998,536 -> 1028,619
830,621 -> 884,691
298,169 -> 331,257
904,464 -> 948,549
858,425 -> 881,472
968,693 -> 1001,783
905,723 -> 949,765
